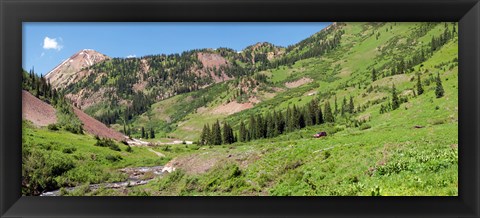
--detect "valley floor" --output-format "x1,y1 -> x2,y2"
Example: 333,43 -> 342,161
23,107 -> 457,196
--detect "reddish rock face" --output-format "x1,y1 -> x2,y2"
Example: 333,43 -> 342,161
23,90 -> 126,141
196,52 -> 232,83
22,90 -> 57,127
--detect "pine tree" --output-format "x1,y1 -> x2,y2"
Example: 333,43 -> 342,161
222,122 -> 234,144
239,120 -> 247,142
299,108 -> 306,129
141,127 -> 145,138
372,68 -> 377,81
266,112 -> 275,138
349,96 -> 355,114
212,120 -> 222,145
248,115 -> 257,140
200,124 -> 211,145
291,105 -> 300,130
306,100 -> 315,126
150,128 -> 155,139
334,95 -> 338,116
256,114 -> 265,139
275,111 -> 285,135
435,72 -> 445,98
417,74 -> 424,95
316,103 -> 324,124
391,84 -> 400,110
341,96 -> 347,116
286,106 -> 294,132
324,101 -> 334,123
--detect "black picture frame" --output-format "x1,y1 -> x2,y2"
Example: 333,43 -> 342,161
1,0 -> 479,217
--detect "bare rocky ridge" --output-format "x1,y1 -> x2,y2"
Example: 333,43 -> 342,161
23,90 -> 126,141
45,49 -> 110,88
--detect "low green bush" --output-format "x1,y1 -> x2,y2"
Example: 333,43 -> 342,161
95,138 -> 121,151
47,124 -> 59,131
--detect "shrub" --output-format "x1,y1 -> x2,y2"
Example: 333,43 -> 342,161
105,154 -> 122,162
22,149 -> 75,195
59,187 -> 69,196
323,151 -> 331,160
65,123 -> 83,134
359,123 -> 372,130
95,138 -> 121,151
431,118 -> 446,125
125,145 -> 133,153
284,160 -> 303,172
371,186 -> 382,196
62,147 -> 77,154
47,124 -> 59,131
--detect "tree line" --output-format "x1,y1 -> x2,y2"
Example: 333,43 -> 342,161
199,95 -> 359,145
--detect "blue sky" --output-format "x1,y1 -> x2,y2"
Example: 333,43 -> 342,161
23,22 -> 331,75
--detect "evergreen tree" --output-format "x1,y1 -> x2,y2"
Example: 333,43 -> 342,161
317,106 -> 324,124
212,120 -> 222,145
141,127 -> 145,138
341,96 -> 347,116
324,101 -> 334,123
222,122 -> 234,144
275,111 -> 285,135
306,100 -> 315,126
239,120 -> 247,142
256,114 -> 265,139
150,128 -> 155,139
200,124 -> 211,145
391,84 -> 400,110
417,74 -> 424,95
334,95 -> 338,116
266,112 -> 275,138
248,115 -> 257,140
349,96 -> 355,114
435,72 -> 445,98
286,106 -> 294,132
299,109 -> 306,128
292,105 -> 300,130
372,68 -> 377,81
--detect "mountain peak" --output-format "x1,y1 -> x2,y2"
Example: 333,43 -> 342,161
45,49 -> 110,88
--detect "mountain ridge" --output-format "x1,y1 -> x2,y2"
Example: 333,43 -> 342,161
45,49 -> 110,88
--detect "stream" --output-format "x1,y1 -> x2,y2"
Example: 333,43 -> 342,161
40,165 -> 165,196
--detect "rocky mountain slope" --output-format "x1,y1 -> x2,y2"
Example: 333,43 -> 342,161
45,49 -> 110,88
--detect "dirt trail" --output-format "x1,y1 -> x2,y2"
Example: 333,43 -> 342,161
147,148 -> 165,157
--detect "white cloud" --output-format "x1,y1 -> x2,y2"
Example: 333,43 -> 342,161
43,37 -> 63,50
126,54 -> 136,58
